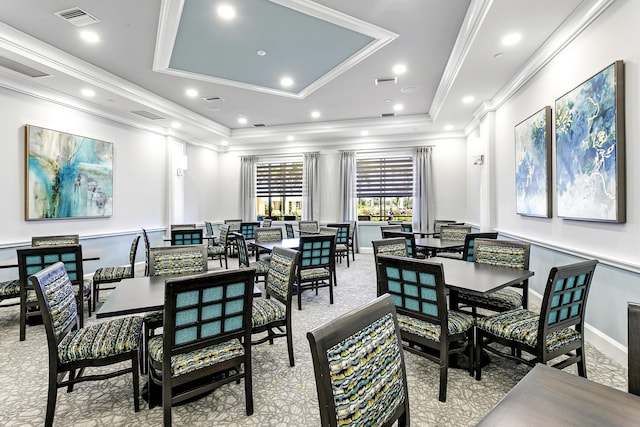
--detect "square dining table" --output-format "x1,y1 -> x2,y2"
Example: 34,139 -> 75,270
415,236 -> 465,257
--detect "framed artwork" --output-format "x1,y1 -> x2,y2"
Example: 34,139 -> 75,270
25,125 -> 113,220
555,60 -> 625,223
515,106 -> 552,217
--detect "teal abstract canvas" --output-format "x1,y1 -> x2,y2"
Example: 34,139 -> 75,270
26,125 -> 113,219
555,61 -> 625,222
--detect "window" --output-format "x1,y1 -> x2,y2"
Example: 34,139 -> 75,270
356,157 -> 413,221
256,161 -> 303,220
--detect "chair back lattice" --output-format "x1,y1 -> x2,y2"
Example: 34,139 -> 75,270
164,268 -> 254,351
170,224 -> 196,230
31,234 -> 79,247
171,228 -> 203,246
439,225 -> 471,241
306,294 -> 409,427
18,244 -> 84,289
538,260 -> 598,346
240,222 -> 260,240
219,224 -> 230,245
381,231 -> 418,258
265,247 -> 299,305
224,219 -> 242,232
128,235 -> 141,269
205,221 -> 214,236
298,221 -> 319,233
461,232 -> 498,262
255,228 -> 283,244
400,222 -> 413,232
377,254 -> 448,329
299,234 -> 335,270
285,223 -> 295,238
233,233 -> 251,269
473,239 -> 530,270
148,245 -> 208,277
325,223 -> 349,245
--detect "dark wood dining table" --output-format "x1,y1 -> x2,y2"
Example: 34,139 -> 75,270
253,238 -> 301,253
415,236 -> 464,257
476,363 -> 640,426
96,272 -> 262,319
0,248 -> 101,269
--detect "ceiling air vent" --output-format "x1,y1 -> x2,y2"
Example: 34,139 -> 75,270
374,77 -> 397,86
253,124 -> 266,127
203,96 -> 225,102
0,56 -> 49,78
54,7 -> 101,27
381,113 -> 396,117
131,110 -> 165,120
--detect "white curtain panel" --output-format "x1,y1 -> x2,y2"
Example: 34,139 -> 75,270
338,151 -> 357,222
413,146 -> 434,232
302,152 -> 319,221
239,155 -> 257,221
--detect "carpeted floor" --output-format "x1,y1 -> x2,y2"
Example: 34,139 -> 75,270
0,253 -> 628,426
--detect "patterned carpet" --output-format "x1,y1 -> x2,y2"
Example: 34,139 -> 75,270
0,253 -> 628,426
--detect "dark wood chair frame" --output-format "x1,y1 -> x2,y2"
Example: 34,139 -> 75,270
234,232 -> 268,285
629,302 -> 640,396
284,223 -> 295,238
170,228 -> 203,246
251,246 -> 300,367
307,294 -> 409,427
17,244 -> 89,341
381,230 -> 423,259
296,234 -> 336,310
475,259 -> 599,381
30,262 -> 140,427
377,254 -> 474,402
147,268 -> 255,426
372,237 -> 408,295
437,231 -> 498,261
326,223 -> 351,267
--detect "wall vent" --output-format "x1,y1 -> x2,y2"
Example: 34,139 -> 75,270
54,7 -> 101,27
131,110 -> 165,120
381,113 -> 396,117
374,77 -> 397,86
0,56 -> 49,78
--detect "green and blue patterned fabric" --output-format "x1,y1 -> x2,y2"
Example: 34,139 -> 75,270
376,243 -> 408,257
151,250 -> 207,276
300,268 -> 330,281
299,221 -> 319,233
265,252 -> 295,301
440,226 -> 471,241
255,229 -> 282,244
0,279 -> 20,298
460,288 -> 523,310
93,265 -> 132,282
251,298 -> 286,328
477,309 -> 581,352
41,265 -> 78,338
32,236 -> 79,247
474,242 -> 527,269
326,313 -> 405,426
397,311 -> 474,343
148,336 -> 244,377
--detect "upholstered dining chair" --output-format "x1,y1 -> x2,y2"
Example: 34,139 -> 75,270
170,223 -> 196,230
92,234 -> 140,310
261,218 -> 273,228
17,244 -> 91,341
254,227 -> 283,261
31,234 -> 79,247
435,225 -> 472,256
454,239 -> 531,317
475,259 -> 598,381
30,262 -> 142,427
0,278 -> 20,309
234,232 -> 270,285
170,228 -> 203,246
142,228 -> 151,276
380,225 -> 402,238
307,294 -> 409,427
285,223 -> 295,238
240,222 -> 260,240
377,254 -> 475,402
251,246 -> 299,367
372,237 -> 408,296
433,220 -> 458,237
437,232 -> 498,261
346,220 -> 357,261
326,223 -> 350,267
296,234 -> 336,310
382,230 -> 425,259
146,268 -> 255,426
298,220 -> 319,235
207,225 -> 228,268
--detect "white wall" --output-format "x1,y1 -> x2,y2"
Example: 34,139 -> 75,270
184,143 -> 219,223
0,85 -> 168,245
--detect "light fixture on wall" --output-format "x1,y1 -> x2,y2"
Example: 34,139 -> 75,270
176,154 -> 188,176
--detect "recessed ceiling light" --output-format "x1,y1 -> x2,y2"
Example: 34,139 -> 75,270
462,96 -> 475,104
80,30 -> 99,43
286,135 -> 294,141
311,111 -> 321,119
217,4 -> 236,20
171,121 -> 181,129
256,50 -> 267,56
502,33 -> 522,46
186,89 -> 198,98
280,76 -> 294,87
393,64 -> 407,75
361,130 -> 369,136
81,88 -> 95,97
393,104 -> 404,111
444,124 -> 454,131
221,140 -> 229,146
238,116 -> 248,125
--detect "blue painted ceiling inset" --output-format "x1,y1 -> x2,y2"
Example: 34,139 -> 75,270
169,0 -> 375,93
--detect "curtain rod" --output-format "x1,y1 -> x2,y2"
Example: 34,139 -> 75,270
339,145 -> 434,153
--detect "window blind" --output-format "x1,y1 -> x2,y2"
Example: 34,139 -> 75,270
356,157 -> 413,197
257,162 -> 303,196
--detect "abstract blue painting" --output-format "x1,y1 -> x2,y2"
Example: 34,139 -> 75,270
515,106 -> 551,217
555,61 -> 625,223
26,125 -> 113,220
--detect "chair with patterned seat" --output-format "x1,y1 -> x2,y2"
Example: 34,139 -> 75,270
204,221 -> 218,245
453,239 -> 531,317
171,228 -> 203,246
372,238 -> 408,295
0,279 -> 20,308
254,227 -> 283,262
307,294 -> 409,427
433,220 -> 458,237
30,262 -> 142,427
31,234 -> 80,247
298,220 -> 319,236
234,232 -> 270,286
261,218 -> 273,228
380,225 -> 402,238
475,259 -> 598,381
251,246 -> 299,367
382,230 -> 425,259
17,244 -> 91,341
141,228 -> 152,277
147,268 -> 255,426
438,232 -> 498,261
285,223 -> 295,238
92,235 -> 140,311
435,225 -> 472,256
377,254 -> 475,402
326,223 -> 351,267
207,224 -> 228,268
346,220 -> 357,261
296,234 -> 336,310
